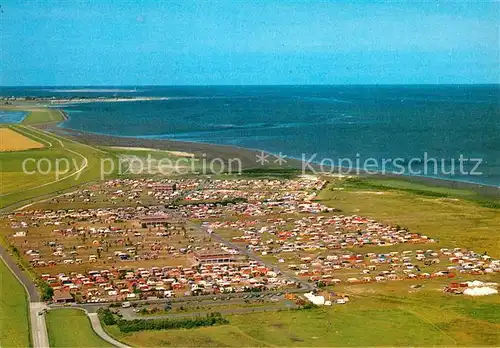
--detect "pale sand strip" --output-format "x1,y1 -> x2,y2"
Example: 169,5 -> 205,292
109,146 -> 194,157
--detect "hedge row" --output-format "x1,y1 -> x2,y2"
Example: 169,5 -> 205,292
116,312 -> 228,332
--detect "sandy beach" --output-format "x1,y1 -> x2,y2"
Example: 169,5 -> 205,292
109,146 -> 195,157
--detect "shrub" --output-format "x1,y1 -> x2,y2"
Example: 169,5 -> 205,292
40,283 -> 54,301
116,312 -> 228,333
301,302 -> 319,310
98,308 -> 117,325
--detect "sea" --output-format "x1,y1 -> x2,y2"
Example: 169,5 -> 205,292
1,85 -> 499,186
0,110 -> 28,123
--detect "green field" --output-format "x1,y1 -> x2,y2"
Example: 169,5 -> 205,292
21,108 -> 66,125
335,177 -> 500,208
316,177 -> 500,255
0,260 -> 30,348
46,309 -> 112,347
0,121 -> 119,209
105,284 -> 499,347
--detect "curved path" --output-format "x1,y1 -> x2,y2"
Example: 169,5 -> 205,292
14,126 -> 89,190
0,247 -> 40,301
87,313 -> 130,348
0,117 -> 126,347
0,125 -> 89,198
53,308 -> 130,348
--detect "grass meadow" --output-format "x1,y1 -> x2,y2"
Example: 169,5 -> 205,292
0,260 -> 30,348
21,108 -> 66,125
46,309 -> 112,347
104,285 -> 499,347
316,177 -> 500,255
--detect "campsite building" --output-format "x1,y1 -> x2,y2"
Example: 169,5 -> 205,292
193,252 -> 236,265
139,215 -> 170,227
52,290 -> 75,303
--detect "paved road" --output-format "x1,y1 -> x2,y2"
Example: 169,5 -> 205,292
30,303 -> 49,348
1,243 -> 125,348
174,190 -> 313,292
119,303 -> 296,320
0,246 -> 40,301
52,287 -> 307,313
87,312 -> 130,348
0,177 -> 305,348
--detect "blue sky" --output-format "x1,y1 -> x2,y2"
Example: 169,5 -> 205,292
1,1 -> 498,85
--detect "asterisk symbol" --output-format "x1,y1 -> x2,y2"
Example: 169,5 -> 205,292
256,151 -> 270,165
273,152 -> 287,166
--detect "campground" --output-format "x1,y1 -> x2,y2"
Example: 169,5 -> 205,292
99,177 -> 500,347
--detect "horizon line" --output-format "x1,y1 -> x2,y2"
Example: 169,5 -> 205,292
1,83 -> 499,88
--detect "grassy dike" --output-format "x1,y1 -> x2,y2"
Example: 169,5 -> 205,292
0,124 -> 120,209
21,108 -> 66,125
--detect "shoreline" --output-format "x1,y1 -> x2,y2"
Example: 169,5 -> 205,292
1,97 -> 172,104
44,124 -> 500,197
4,101 -> 499,191
45,125 -> 303,170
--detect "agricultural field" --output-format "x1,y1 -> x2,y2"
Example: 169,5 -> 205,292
0,122 -> 118,209
0,127 -> 44,151
46,309 -> 112,347
0,259 -> 30,348
0,117 -> 212,210
102,146 -> 203,176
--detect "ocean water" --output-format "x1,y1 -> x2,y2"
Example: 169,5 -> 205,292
0,110 -> 28,123
1,85 -> 499,186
